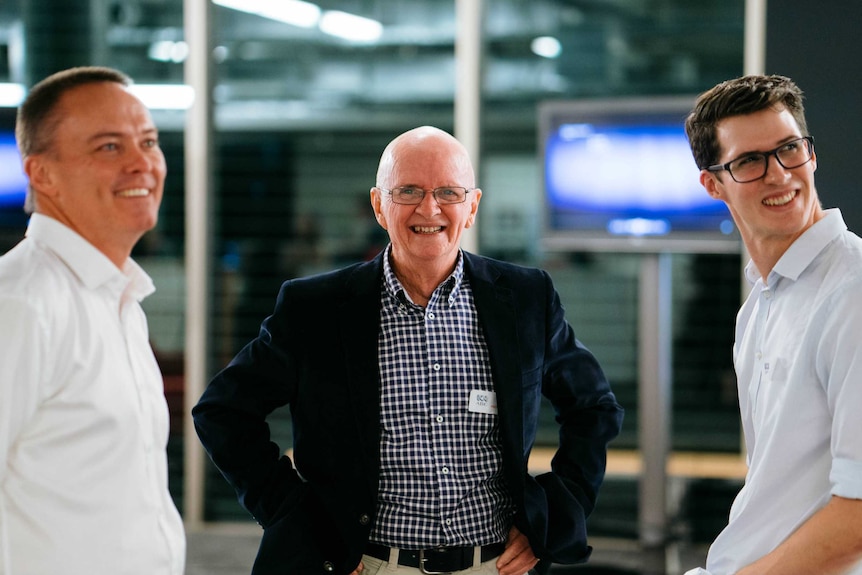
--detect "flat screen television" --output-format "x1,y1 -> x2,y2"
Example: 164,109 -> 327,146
539,96 -> 740,253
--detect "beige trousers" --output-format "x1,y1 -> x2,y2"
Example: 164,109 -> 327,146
361,548 -> 500,575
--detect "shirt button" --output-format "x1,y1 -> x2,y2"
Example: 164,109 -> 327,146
436,415 -> 444,423
441,466 -> 450,474
359,514 -> 370,525
445,518 -> 453,526
428,312 -> 435,319
433,363 -> 440,371
756,351 -> 762,360
763,290 -> 772,299
323,561 -> 335,572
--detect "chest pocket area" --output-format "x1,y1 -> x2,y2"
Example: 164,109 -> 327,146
750,355 -> 790,424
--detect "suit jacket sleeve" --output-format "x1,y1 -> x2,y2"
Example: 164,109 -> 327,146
532,268 -> 623,565
532,268 -> 623,566
470,256 -> 623,569
191,279 -> 305,527
192,259 -> 384,575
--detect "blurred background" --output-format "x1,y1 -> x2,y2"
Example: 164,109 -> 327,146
0,1 -> 859,573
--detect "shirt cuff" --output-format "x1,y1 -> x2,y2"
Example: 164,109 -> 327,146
830,458 -> 862,499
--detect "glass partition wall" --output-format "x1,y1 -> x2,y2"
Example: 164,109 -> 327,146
0,0 -> 744,539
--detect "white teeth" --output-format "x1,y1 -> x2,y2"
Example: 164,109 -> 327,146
413,226 -> 442,234
117,188 -> 150,197
763,190 -> 796,206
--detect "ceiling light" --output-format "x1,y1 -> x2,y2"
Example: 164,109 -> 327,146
149,41 -> 190,63
212,0 -> 321,28
531,36 -> 562,59
319,10 -> 383,43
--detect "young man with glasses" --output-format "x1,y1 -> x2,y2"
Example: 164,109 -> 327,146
684,75 -> 862,575
194,126 -> 623,575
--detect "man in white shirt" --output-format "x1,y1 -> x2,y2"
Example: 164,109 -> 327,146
0,67 -> 185,574
683,74 -> 862,575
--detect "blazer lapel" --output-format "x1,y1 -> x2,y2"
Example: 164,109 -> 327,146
337,255 -> 385,493
464,254 -> 526,465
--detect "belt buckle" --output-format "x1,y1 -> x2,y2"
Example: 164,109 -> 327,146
418,548 -> 454,575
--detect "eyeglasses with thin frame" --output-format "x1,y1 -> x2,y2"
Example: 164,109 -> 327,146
378,186 -> 473,205
705,136 -> 815,183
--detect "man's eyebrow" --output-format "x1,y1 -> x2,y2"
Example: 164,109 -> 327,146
731,135 -> 802,159
86,127 -> 159,143
87,131 -> 121,141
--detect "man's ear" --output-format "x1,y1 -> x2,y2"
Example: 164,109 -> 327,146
23,155 -> 58,198
700,170 -> 723,200
465,188 -> 481,229
370,187 -> 387,230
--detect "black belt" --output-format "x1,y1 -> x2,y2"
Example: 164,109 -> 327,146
365,542 -> 506,574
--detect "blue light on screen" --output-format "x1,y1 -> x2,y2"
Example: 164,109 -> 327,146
545,122 -> 734,236
0,133 -> 26,209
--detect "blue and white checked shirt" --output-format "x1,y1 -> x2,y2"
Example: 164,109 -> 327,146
369,246 -> 515,548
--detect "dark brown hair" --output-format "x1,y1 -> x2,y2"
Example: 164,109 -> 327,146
685,74 -> 808,170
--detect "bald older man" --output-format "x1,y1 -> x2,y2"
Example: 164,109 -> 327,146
194,126 -> 623,575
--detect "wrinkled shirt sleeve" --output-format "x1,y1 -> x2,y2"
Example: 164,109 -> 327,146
818,281 -> 862,500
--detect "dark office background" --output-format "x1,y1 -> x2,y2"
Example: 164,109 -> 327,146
767,1 -> 862,234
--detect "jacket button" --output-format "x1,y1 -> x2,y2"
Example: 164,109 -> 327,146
323,561 -> 335,572
359,513 -> 370,525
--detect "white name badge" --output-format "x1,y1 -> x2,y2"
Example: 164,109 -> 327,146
468,389 -> 498,415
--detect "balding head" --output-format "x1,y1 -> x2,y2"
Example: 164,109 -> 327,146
376,126 -> 475,190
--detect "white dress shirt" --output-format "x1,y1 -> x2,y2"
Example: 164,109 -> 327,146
693,209 -> 862,575
0,214 -> 185,574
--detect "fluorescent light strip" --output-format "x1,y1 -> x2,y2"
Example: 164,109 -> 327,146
0,83 -> 193,110
319,10 -> 383,42
0,83 -> 26,107
129,84 -> 195,110
213,0 -> 383,43
212,0 -> 321,28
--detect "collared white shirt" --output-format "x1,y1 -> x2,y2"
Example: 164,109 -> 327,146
0,214 -> 185,575
701,209 -> 862,575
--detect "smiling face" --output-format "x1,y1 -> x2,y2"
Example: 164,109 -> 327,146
25,81 -> 165,268
371,127 -> 481,276
701,105 -> 821,256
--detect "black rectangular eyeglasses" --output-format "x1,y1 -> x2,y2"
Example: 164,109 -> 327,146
705,136 -> 814,183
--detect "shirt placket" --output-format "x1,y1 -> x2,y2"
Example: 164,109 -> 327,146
749,280 -> 776,419
119,285 -> 166,517
425,291 -> 459,543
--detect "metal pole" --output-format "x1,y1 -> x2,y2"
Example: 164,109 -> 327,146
182,0 -> 213,531
744,0 -> 767,75
638,252 -> 673,551
454,0 -> 483,254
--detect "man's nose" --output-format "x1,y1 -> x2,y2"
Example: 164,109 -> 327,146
414,190 -> 441,215
126,145 -> 155,172
763,153 -> 791,182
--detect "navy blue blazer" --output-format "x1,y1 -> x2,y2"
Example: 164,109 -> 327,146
193,251 -> 623,575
